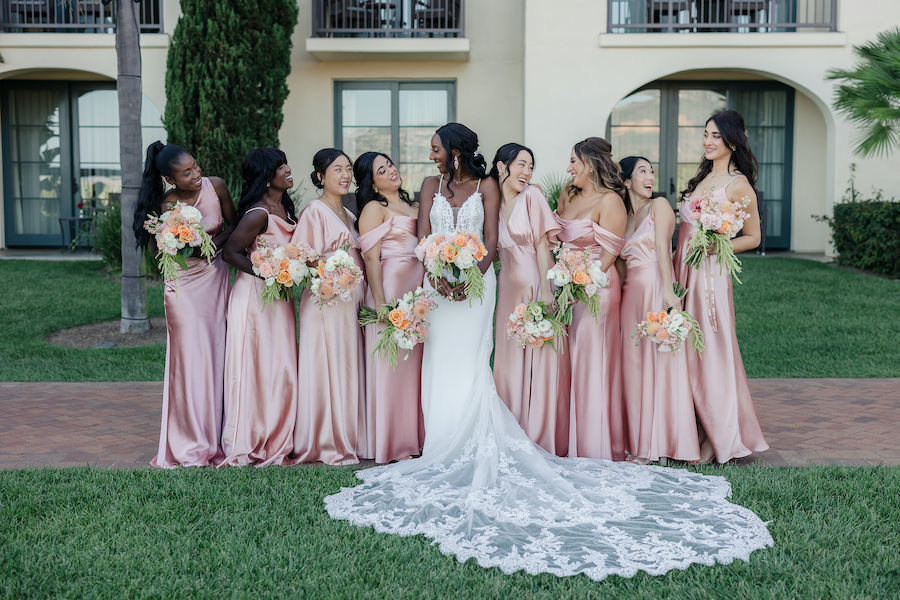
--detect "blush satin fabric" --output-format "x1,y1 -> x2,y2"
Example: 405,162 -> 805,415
218,208 -> 298,467
674,191 -> 768,463
358,215 -> 426,464
493,187 -> 569,455
620,211 -> 700,462
555,215 -> 626,461
151,177 -> 228,468
292,200 -> 367,465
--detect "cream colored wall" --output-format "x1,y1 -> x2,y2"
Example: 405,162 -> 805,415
792,90 -> 829,252
282,0 -> 524,204
522,0 -> 900,254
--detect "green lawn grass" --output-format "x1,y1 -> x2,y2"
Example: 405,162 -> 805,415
0,465 -> 898,599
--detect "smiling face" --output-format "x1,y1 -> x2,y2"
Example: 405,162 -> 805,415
703,119 -> 732,162
320,154 -> 352,197
166,153 -> 202,192
372,155 -> 401,194
498,150 -> 534,196
625,159 -> 655,201
566,149 -> 592,190
270,162 -> 294,192
428,133 -> 450,174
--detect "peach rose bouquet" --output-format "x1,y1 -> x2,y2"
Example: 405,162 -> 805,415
506,301 -> 566,352
546,242 -> 610,325
143,201 -> 216,287
310,244 -> 364,308
414,230 -> 487,304
250,238 -> 319,311
683,188 -> 752,282
359,287 -> 439,367
632,307 -> 704,355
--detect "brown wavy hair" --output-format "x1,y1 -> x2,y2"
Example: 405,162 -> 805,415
564,137 -> 630,214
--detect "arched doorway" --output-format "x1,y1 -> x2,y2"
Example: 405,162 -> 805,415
608,79 -> 794,249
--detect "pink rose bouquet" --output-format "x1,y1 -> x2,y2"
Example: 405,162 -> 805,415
546,242 -> 610,325
414,230 -> 488,304
143,201 -> 216,287
310,244 -> 364,308
683,188 -> 752,282
506,301 -> 566,352
632,307 -> 704,355
359,287 -> 439,368
250,238 -> 319,311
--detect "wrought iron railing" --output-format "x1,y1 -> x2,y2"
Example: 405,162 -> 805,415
0,0 -> 162,33
312,0 -> 464,38
608,0 -> 837,33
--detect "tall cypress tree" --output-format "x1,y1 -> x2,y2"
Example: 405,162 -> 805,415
164,0 -> 299,196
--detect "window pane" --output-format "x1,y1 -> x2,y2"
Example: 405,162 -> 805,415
343,126 -> 391,161
610,126 -> 660,164
400,162 -> 437,198
342,89 -> 391,127
399,89 -> 448,127
400,126 -> 438,164
77,90 -> 119,126
610,89 -> 660,126
677,90 -> 726,126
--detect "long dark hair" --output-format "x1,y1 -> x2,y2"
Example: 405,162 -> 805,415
564,137 -> 630,215
488,143 -> 534,190
310,148 -> 351,190
435,122 -> 487,198
618,155 -> 652,215
133,141 -> 190,250
352,151 -> 414,216
682,109 -> 759,199
235,148 -> 296,224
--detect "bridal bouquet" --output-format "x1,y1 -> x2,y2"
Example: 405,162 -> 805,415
359,287 -> 438,367
250,239 -> 319,310
632,307 -> 704,355
546,243 -> 610,325
414,230 -> 487,303
682,188 -> 752,283
310,245 -> 364,308
506,301 -> 566,351
143,201 -> 216,286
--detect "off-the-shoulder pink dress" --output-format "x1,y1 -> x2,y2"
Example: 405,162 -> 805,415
555,215 -> 626,461
359,215 -> 425,463
620,211 -> 700,462
673,182 -> 768,463
151,177 -> 229,468
494,187 -> 569,455
291,199 -> 368,465
218,207 -> 298,467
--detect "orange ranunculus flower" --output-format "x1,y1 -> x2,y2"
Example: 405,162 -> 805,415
277,270 -> 293,286
657,311 -> 668,321
399,319 -> 411,330
453,234 -> 468,248
718,221 -> 731,235
166,215 -> 179,227
280,259 -> 290,271
318,281 -> 335,300
317,260 -> 326,278
572,270 -> 589,285
285,244 -> 301,260
336,272 -> 357,289
647,322 -> 661,335
655,328 -> 670,341
442,246 -> 459,262
720,201 -> 735,214
178,227 -> 195,243
413,303 -> 429,319
389,308 -> 406,328
647,312 -> 658,323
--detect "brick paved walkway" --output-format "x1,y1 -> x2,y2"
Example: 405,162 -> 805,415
1,379 -> 898,469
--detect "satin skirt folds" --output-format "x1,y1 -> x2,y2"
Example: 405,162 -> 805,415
219,272 -> 297,467
567,268 -> 625,461
152,255 -> 229,468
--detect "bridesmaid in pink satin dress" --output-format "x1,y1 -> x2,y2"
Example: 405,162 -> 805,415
354,152 -> 425,463
618,157 -> 700,465
554,137 -> 628,461
219,148 -> 299,467
133,142 -> 235,468
489,143 -> 569,455
292,149 -> 368,465
674,110 -> 768,464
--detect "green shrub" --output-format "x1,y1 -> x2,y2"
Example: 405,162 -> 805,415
537,171 -> 569,211
92,195 -> 159,278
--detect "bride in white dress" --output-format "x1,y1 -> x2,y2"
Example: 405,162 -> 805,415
325,124 -> 772,581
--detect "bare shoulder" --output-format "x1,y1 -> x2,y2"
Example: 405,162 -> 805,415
419,175 -> 440,196
358,200 -> 387,232
727,173 -> 756,202
599,191 -> 627,214
651,196 -> 674,215
478,176 -> 500,194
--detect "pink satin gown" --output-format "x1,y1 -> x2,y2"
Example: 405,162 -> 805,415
359,215 -> 426,464
673,184 -> 768,463
151,177 -> 228,468
292,199 -> 368,465
620,211 -> 700,462
218,207 -> 298,467
555,215 -> 626,461
494,187 -> 570,456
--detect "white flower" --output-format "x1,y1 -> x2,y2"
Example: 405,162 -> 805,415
159,210 -> 172,222
180,205 -> 202,222
163,232 -> 179,250
397,335 -> 415,351
589,261 -> 609,288
538,320 -> 552,334
509,312 -> 518,322
668,313 -> 685,329
524,321 -> 541,336
551,270 -> 571,287
397,300 -> 412,314
272,247 -> 286,261
584,283 -> 598,297
529,304 -> 542,318
265,277 -> 276,287
455,247 -> 475,269
288,261 -> 308,283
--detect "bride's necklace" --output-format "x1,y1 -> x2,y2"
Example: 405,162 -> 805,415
453,176 -> 473,185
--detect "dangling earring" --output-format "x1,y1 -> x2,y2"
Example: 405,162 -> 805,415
266,182 -> 271,188
373,186 -> 379,194
453,155 -> 459,171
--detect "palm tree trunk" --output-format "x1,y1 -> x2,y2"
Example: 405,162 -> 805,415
117,0 -> 149,333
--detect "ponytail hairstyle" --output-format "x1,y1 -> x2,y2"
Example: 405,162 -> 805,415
133,141 -> 190,250
489,142 -> 535,190
435,122 -> 488,198
310,148 -> 351,190
682,109 -> 758,200
564,137 -> 630,215
235,148 -> 296,225
618,155 -> 652,215
352,151 -> 414,216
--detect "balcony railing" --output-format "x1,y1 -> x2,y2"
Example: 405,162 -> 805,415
0,0 -> 162,33
312,0 -> 464,38
608,0 -> 837,33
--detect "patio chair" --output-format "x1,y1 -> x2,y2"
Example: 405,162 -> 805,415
413,0 -> 461,35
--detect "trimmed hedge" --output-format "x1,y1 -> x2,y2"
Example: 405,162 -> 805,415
823,201 -> 900,277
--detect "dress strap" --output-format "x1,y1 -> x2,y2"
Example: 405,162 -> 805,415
723,175 -> 740,190
438,174 -> 444,190
475,178 -> 481,194
245,206 -> 270,215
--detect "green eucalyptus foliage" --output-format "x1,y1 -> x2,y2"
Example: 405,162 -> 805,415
164,0 -> 299,196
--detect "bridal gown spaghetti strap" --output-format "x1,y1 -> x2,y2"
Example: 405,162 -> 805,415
325,176 -> 772,580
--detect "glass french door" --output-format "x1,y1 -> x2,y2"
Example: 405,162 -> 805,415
609,81 -> 794,249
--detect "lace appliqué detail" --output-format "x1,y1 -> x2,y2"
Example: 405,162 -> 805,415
430,190 -> 485,241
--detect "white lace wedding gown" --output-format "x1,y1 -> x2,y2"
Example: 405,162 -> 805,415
325,177 -> 773,580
